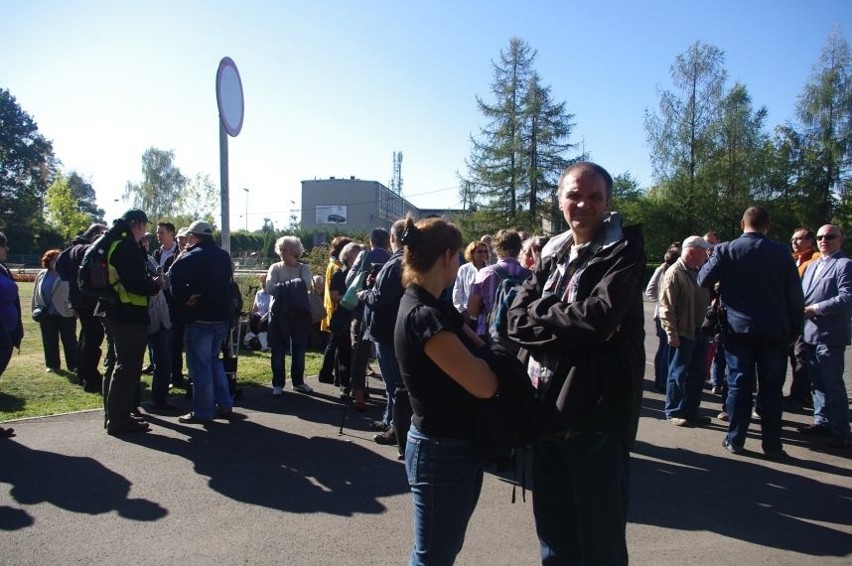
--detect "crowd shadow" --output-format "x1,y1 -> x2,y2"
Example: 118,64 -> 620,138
0,391 -> 25,414
0,440 -> 167,531
629,440 -> 852,557
121,408 -> 408,517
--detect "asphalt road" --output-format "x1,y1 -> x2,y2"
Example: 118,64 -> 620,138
1,302 -> 850,565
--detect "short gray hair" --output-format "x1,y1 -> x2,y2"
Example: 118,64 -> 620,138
340,242 -> 363,266
275,236 -> 304,258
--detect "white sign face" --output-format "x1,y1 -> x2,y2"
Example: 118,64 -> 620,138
216,57 -> 244,137
316,205 -> 348,225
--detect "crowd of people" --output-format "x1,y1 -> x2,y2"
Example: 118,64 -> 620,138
0,159 -> 850,564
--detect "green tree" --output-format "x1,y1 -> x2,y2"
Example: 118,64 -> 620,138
175,172 -> 218,227
123,147 -> 188,221
67,171 -> 105,223
645,42 -> 727,234
465,38 -> 581,231
795,27 -> 852,224
44,174 -> 92,243
0,88 -> 56,252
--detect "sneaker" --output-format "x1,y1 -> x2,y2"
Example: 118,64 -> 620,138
373,427 -> 397,445
272,386 -> 284,397
178,413 -> 211,424
711,386 -> 724,395
717,411 -> 729,422
668,417 -> 691,427
752,409 -> 761,419
293,383 -> 313,394
216,408 -> 236,420
722,439 -> 745,455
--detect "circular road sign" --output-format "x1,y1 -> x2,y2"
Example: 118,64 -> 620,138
216,57 -> 244,137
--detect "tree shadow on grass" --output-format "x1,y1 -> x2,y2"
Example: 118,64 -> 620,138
0,440 -> 167,531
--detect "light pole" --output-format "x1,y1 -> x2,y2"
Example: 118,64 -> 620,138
243,187 -> 249,231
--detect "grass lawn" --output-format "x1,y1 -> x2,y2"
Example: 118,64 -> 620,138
0,281 -> 323,422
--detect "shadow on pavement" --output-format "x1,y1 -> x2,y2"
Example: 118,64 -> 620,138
122,411 -> 408,517
629,440 -> 852,557
0,441 -> 167,531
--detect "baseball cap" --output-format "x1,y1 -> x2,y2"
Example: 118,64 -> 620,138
121,209 -> 150,224
682,235 -> 714,250
187,221 -> 213,237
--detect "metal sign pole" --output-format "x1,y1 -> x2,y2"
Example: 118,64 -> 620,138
219,119 -> 231,253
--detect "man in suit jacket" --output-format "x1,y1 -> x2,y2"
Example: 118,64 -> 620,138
798,224 -> 852,449
698,206 -> 804,459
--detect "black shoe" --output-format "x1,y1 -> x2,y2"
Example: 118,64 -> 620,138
370,420 -> 390,432
216,408 -> 236,420
798,424 -> 833,437
686,415 -> 712,425
142,364 -> 154,375
373,428 -> 397,445
107,420 -> 150,435
826,434 -> 852,450
763,448 -> 788,460
722,439 -> 745,455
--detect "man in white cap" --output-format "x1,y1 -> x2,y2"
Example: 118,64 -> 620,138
169,221 -> 235,423
659,235 -> 714,426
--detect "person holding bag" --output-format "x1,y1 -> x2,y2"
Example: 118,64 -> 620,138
266,236 -> 314,396
394,214 -> 498,565
32,249 -> 78,374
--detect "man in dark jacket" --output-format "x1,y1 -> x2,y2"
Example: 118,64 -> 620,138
506,162 -> 645,565
359,219 -> 406,444
153,221 -> 186,388
698,206 -> 803,459
101,210 -> 162,435
169,221 -> 234,423
56,222 -> 106,392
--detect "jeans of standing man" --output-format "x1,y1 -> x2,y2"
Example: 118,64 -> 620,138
375,340 -> 401,426
405,424 -> 484,566
39,313 -> 78,371
723,333 -> 787,452
806,341 -> 850,437
653,317 -> 668,391
75,307 -> 104,391
532,433 -> 629,566
102,318 -> 148,429
148,326 -> 173,404
185,321 -> 232,420
331,331 -> 352,389
664,331 -> 707,420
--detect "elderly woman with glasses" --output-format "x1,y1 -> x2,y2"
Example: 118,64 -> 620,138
452,241 -> 490,329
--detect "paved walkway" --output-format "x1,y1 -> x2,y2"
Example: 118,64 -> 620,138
1,303 -> 850,565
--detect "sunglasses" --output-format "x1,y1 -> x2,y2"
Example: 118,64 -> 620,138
816,234 -> 839,241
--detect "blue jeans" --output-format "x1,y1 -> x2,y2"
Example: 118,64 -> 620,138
807,342 -> 850,437
665,332 -> 707,419
405,424 -> 484,566
185,321 -> 232,420
710,339 -> 726,388
532,433 -> 629,565
148,327 -> 172,403
653,318 -> 668,390
723,333 -> 787,451
375,340 -> 401,426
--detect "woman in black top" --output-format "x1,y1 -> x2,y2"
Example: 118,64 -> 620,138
394,215 -> 497,566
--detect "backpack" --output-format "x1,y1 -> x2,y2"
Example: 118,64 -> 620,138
78,231 -> 118,303
487,265 -> 531,352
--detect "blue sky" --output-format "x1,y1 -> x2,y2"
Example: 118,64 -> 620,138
2,0 -> 850,231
